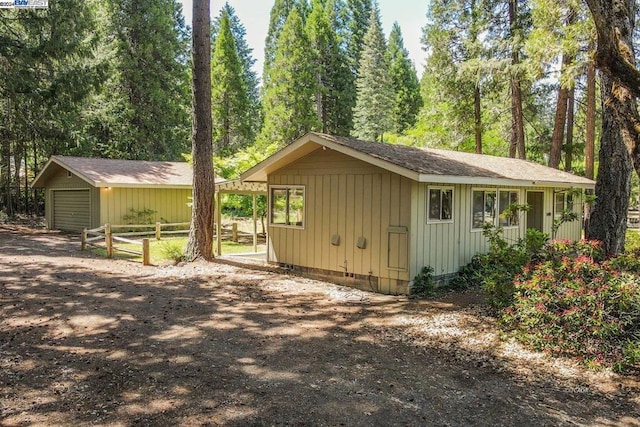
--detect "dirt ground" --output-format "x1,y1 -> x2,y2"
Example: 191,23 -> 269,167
1,225 -> 639,426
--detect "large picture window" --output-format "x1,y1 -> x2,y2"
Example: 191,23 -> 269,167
472,190 -> 496,229
498,190 -> 520,227
427,187 -> 453,222
270,186 -> 304,228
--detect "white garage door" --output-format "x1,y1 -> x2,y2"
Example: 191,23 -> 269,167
53,190 -> 91,232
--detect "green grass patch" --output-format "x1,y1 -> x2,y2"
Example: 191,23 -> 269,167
89,237 -> 265,264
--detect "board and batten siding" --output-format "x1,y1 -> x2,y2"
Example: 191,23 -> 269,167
44,168 -> 100,229
267,148 -> 412,294
99,187 -> 192,225
410,184 -> 585,281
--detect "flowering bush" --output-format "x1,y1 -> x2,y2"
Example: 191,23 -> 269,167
504,240 -> 640,372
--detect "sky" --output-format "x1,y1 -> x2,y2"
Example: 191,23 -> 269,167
177,0 -> 428,77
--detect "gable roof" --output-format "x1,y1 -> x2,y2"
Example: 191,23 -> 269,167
32,156 -> 194,189
241,133 -> 595,189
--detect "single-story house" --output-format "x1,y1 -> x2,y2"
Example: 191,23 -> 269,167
32,156 -> 193,232
241,132 -> 596,295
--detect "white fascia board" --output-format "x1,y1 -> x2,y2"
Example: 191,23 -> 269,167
94,183 -> 192,189
417,174 -> 595,189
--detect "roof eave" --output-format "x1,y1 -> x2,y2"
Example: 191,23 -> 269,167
31,156 -> 98,188
94,183 -> 192,189
417,174 -> 595,189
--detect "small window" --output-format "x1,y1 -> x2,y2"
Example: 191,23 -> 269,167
472,190 -> 496,229
270,186 -> 304,228
554,192 -> 574,217
498,190 -> 520,227
427,187 -> 453,222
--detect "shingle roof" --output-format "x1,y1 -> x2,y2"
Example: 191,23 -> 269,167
313,133 -> 595,187
240,133 -> 595,188
33,156 -> 193,188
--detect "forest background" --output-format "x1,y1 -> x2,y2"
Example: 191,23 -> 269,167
0,0 -> 623,239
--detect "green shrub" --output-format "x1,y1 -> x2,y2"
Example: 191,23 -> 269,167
411,266 -> 436,296
0,210 -> 8,224
160,241 -> 185,264
450,225 -> 548,310
504,240 -> 640,372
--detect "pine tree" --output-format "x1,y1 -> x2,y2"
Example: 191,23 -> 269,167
263,0 -> 309,89
306,0 -> 353,135
387,22 -> 422,134
211,10 -> 252,155
416,0 -> 491,153
345,0 -> 373,71
212,2 -> 261,140
351,5 -> 393,142
0,0 -> 100,215
97,0 -> 191,161
259,6 -> 319,148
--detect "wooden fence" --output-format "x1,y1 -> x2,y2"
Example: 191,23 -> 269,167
81,222 -> 190,265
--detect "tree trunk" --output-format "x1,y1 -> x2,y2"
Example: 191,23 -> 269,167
185,0 -> 215,261
564,86 -> 575,172
474,82 -> 482,154
583,0 -> 640,253
585,0 -> 640,99
585,48 -> 597,180
548,83 -> 569,168
508,0 -> 525,159
586,74 -> 633,254
0,126 -> 11,216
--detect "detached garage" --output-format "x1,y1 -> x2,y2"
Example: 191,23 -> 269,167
32,156 -> 193,232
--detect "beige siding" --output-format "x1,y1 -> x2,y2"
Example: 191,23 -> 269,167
99,187 -> 192,225
267,148 -> 412,293
410,184 -> 585,281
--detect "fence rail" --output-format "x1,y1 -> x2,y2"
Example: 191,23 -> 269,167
81,222 -> 190,265
81,221 -> 261,264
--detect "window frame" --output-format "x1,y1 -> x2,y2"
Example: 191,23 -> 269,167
471,188 -> 498,231
269,185 -> 305,229
426,186 -> 454,224
498,190 -> 521,228
554,191 -> 574,218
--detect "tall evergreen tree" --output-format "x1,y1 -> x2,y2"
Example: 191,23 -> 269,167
0,0 -> 101,215
418,0 -> 490,153
345,0 -> 373,71
96,0 -> 191,161
212,3 -> 261,140
258,6 -> 319,148
306,0 -> 353,135
211,10 -> 252,154
387,22 -> 422,134
263,0 -> 309,89
351,5 -> 393,142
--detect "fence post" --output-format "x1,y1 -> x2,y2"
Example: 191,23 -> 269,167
81,228 -> 87,251
142,238 -> 150,266
105,224 -> 113,258
155,222 -> 161,240
232,222 -> 238,243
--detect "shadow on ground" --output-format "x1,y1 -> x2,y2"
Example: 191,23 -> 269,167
1,227 -> 638,426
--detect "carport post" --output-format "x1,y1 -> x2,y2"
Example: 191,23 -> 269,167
216,191 -> 222,256
253,194 -> 257,253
